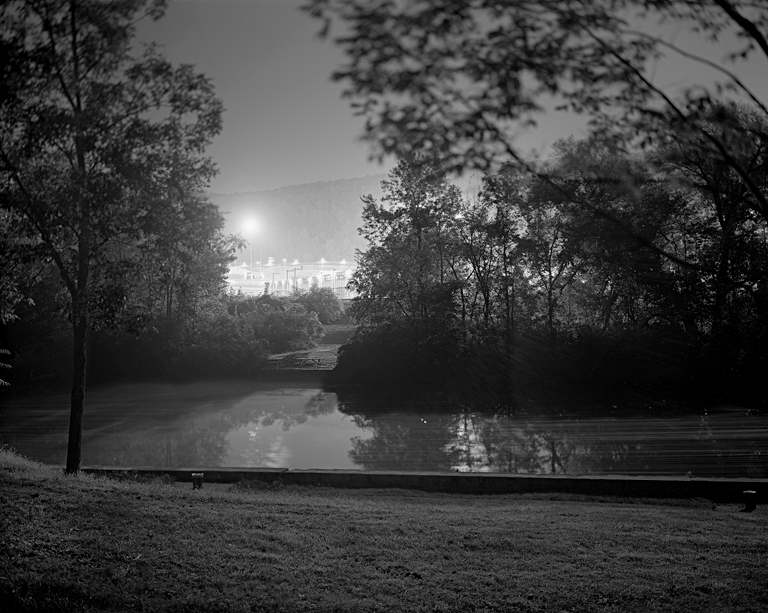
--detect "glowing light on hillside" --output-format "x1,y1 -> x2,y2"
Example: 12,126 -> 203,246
242,218 -> 258,234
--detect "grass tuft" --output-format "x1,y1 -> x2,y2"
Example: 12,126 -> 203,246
0,446 -> 47,472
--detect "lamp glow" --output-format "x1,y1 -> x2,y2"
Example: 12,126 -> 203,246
242,218 -> 258,233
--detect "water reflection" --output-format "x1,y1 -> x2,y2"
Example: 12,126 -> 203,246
1,382 -> 357,469
224,389 -> 358,468
2,382 -> 766,477
350,413 -> 458,471
339,400 -> 768,478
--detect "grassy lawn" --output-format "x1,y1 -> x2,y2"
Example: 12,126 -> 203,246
1,449 -> 766,612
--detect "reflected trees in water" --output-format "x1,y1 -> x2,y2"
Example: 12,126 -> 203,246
259,391 -> 337,429
84,403 -> 243,468
349,413 -> 459,472
342,403 -> 767,477
234,391 -> 339,468
344,406 -> 626,475
48,386 -> 338,469
6,383 -> 765,476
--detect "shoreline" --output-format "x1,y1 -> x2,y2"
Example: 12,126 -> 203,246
80,466 -> 767,504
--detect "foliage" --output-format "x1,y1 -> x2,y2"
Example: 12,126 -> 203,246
351,157 -> 465,333
0,210 -> 41,325
291,285 -> 343,324
0,0 -> 225,470
339,143 -> 767,407
5,289 -> 326,386
336,158 -> 476,397
227,293 -> 325,352
0,348 -> 10,387
304,1 -> 768,205
163,297 -> 270,378
304,2 -> 768,406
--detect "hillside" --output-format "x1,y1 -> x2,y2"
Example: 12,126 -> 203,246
210,174 -> 385,264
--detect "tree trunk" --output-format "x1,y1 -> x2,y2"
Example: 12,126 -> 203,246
602,291 -> 619,331
166,283 -> 173,324
547,285 -> 555,341
65,0 -> 90,474
66,295 -> 88,473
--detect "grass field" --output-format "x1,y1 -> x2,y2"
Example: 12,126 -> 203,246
1,449 -> 766,612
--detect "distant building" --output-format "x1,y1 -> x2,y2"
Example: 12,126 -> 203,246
225,261 -> 356,297
226,263 -> 253,281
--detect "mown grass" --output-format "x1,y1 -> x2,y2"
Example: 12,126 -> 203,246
1,449 -> 766,612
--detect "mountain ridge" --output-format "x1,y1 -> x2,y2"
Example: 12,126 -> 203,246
208,172 -> 387,200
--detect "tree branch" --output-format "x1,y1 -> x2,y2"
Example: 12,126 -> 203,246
711,0 -> 768,61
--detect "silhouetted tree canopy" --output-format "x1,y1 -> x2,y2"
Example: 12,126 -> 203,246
337,144 -> 767,408
0,0 -> 225,471
304,0 -> 768,217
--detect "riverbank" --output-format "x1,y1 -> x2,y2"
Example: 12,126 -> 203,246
80,466 -> 768,503
2,450 -> 766,612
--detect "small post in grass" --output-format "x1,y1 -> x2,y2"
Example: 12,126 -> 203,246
741,490 -> 756,513
192,472 -> 204,490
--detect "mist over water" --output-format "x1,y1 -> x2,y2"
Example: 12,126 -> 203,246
2,381 -> 766,477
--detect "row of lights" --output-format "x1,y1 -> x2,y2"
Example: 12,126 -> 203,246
241,218 -> 351,267
246,258 -> 349,267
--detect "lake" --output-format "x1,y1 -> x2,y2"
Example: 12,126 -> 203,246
1,379 -> 766,477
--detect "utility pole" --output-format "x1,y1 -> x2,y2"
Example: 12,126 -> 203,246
287,266 -> 303,292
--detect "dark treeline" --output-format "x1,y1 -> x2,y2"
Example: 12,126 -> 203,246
332,118 -> 768,410
3,276 -> 341,389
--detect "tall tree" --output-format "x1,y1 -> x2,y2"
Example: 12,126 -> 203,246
0,0 -> 223,471
352,157 -> 464,333
660,103 -> 768,380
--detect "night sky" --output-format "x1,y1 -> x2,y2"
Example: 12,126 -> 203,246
137,0 -> 768,195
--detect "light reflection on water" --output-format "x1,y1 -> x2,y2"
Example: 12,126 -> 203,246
223,388 -> 369,468
1,381 -> 766,477
1,381 -> 367,470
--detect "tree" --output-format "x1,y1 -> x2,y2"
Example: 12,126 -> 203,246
658,103 -> 768,387
303,0 -> 768,284
303,1 -> 767,196
0,208 -> 42,324
292,285 -> 343,324
0,0 -> 223,472
304,0 -> 768,403
225,293 -> 325,354
351,157 -> 464,334
530,138 -> 683,333
338,158 -> 471,390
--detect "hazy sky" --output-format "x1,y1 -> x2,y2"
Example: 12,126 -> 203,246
136,0 -> 594,194
136,0 -> 383,194
137,0 -> 767,195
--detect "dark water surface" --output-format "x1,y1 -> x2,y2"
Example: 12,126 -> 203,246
2,380 -> 766,477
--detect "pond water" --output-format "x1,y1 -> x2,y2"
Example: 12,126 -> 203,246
2,380 -> 766,477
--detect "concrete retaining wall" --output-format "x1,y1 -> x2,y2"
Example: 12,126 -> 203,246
81,467 -> 767,503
